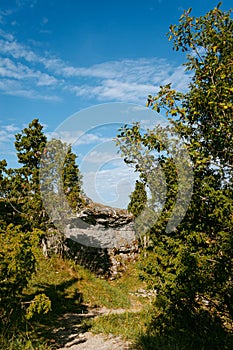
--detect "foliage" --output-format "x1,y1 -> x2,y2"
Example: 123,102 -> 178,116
40,139 -> 84,226
1,119 -> 48,230
0,119 -> 84,343
1,119 -> 84,231
89,307 -> 233,350
0,335 -> 51,350
128,180 -> 147,217
0,160 -> 8,196
116,2 -> 233,333
0,225 -> 39,328
14,119 -> 47,193
25,293 -> 51,320
62,146 -> 84,208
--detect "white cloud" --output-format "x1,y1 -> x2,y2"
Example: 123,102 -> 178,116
67,59 -> 190,103
0,10 -> 13,24
0,28 -> 191,103
0,39 -> 39,62
41,17 -> 48,25
82,164 -> 139,208
52,57 -> 172,84
0,57 -> 59,86
36,73 -> 59,86
2,87 -> 61,101
0,130 -> 15,143
0,56 -> 61,100
84,150 -> 118,164
16,0 -> 37,8
0,29 -> 14,41
75,133 -> 112,146
4,124 -> 19,132
47,130 -> 83,144
11,90 -> 62,101
95,80 -> 156,102
0,124 -> 19,146
47,130 -> 111,146
163,65 -> 191,92
71,79 -> 157,103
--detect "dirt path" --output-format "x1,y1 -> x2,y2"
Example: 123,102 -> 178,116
58,331 -> 132,350
53,307 -> 138,350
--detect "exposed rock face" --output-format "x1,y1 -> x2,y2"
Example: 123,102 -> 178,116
45,201 -> 139,277
64,202 -> 136,250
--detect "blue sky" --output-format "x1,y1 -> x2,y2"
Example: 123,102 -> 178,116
0,0 -> 232,207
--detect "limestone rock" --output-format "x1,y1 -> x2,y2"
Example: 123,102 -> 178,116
64,202 -> 136,250
44,201 -> 139,276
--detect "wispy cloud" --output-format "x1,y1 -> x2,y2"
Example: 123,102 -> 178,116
67,59 -> 190,103
0,57 -> 59,86
0,10 -> 13,24
0,124 -> 19,153
0,33 -> 62,101
5,89 -> 62,101
0,29 -> 14,41
4,124 -> 19,133
16,0 -> 37,8
75,133 -> 111,146
47,130 -> 111,145
84,150 -> 118,164
0,28 -> 191,103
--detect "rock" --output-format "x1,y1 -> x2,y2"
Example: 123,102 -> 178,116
64,202 -> 136,250
44,202 -> 139,277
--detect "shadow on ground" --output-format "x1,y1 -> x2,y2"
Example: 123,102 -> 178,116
132,307 -> 233,350
26,278 -> 93,349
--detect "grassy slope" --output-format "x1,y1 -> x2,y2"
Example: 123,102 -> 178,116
27,250 -> 145,310
2,249 -> 233,350
15,250 -> 149,349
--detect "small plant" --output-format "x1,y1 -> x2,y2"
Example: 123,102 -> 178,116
26,294 -> 51,320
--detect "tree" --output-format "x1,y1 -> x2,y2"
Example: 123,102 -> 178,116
40,138 -> 84,224
0,120 -> 85,336
0,224 -> 52,337
6,119 -> 84,230
62,145 -> 84,209
0,120 -> 85,343
15,119 -> 47,194
0,224 -> 36,326
128,180 -> 147,217
4,119 -> 48,230
0,160 -> 8,224
116,3 -> 233,339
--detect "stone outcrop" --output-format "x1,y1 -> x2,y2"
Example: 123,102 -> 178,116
64,202 -> 136,250
44,201 -> 139,277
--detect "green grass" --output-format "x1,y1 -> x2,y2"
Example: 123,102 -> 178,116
75,265 -> 131,309
3,250 -> 233,350
87,306 -> 233,350
88,308 -> 152,340
5,250 -> 147,349
0,334 -> 50,350
26,251 -> 137,310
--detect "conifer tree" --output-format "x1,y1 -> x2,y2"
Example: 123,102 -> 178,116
15,118 -> 47,194
6,119 -> 84,229
40,138 -> 84,219
62,146 -> 83,209
128,180 -> 147,217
